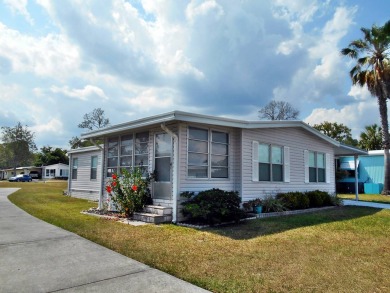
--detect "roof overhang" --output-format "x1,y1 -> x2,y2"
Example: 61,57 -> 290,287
67,145 -> 104,154
334,144 -> 368,156
80,111 -> 339,147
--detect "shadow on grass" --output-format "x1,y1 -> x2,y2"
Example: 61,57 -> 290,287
205,206 -> 382,240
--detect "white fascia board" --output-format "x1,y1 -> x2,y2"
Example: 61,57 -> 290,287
335,144 -> 368,156
81,112 -> 177,139
67,145 -> 103,154
80,110 -> 340,146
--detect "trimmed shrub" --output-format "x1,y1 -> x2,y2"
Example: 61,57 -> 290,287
306,190 -> 332,207
276,192 -> 310,210
181,188 -> 244,225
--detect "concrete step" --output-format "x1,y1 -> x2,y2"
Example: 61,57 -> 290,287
133,212 -> 172,224
144,205 -> 172,216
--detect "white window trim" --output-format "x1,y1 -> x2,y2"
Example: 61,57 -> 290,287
187,126 -> 230,180
106,132 -> 150,178
252,141 -> 289,183
305,150 -> 330,183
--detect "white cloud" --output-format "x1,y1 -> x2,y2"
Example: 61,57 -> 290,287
305,85 -> 379,137
3,0 -> 34,25
50,85 -> 109,101
30,118 -> 64,134
0,23 -> 80,78
186,0 -> 224,23
125,88 -> 177,112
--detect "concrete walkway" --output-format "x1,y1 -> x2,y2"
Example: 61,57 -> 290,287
343,199 -> 390,209
0,188 -> 209,293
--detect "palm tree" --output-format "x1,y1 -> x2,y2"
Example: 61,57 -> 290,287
341,20 -> 390,195
359,124 -> 382,151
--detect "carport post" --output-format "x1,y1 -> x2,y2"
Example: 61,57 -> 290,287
354,155 -> 359,201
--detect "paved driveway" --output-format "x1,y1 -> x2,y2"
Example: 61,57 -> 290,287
0,188 -> 209,293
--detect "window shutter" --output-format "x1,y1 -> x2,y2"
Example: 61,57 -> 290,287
304,150 -> 309,183
283,146 -> 290,183
325,153 -> 331,183
252,141 -> 259,181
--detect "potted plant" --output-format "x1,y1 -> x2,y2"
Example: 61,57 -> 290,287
243,198 -> 263,214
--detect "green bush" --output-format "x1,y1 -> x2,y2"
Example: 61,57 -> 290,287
261,195 -> 288,213
181,188 -> 244,225
105,168 -> 152,217
306,190 -> 332,207
276,192 -> 310,210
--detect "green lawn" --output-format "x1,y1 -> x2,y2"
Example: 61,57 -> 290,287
338,193 -> 390,204
3,181 -> 390,293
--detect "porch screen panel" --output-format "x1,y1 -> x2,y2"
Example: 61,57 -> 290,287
120,135 -> 133,173
135,132 -> 149,176
155,133 -> 171,182
107,137 -> 119,177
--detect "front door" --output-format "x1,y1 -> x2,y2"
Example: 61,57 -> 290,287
153,133 -> 172,199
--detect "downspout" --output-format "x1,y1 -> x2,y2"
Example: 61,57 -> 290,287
90,139 -> 105,209
354,155 -> 359,201
67,156 -> 72,195
160,123 -> 178,223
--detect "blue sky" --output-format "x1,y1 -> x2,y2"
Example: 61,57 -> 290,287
0,0 -> 389,149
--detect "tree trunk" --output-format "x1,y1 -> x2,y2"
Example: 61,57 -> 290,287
378,95 -> 390,195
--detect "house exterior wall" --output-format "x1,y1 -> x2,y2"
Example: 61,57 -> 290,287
175,122 -> 242,221
359,155 -> 384,184
177,122 -> 241,193
241,127 -> 336,201
42,164 -> 69,179
69,150 -> 102,201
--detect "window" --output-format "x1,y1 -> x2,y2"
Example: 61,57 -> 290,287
308,151 -> 326,182
252,142 -> 290,183
72,158 -> 78,180
107,137 -> 118,177
91,156 -> 98,180
106,132 -> 149,177
258,144 -> 283,182
46,169 -> 55,177
187,127 -> 229,179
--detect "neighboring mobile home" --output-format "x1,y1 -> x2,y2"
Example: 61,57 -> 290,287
71,111 -> 366,222
337,150 -> 384,194
1,166 -> 42,179
67,145 -> 103,201
42,163 -> 69,180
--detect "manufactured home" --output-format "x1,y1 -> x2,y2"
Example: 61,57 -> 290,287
70,111 -> 366,222
42,163 -> 69,180
1,166 -> 42,179
67,145 -> 103,201
337,150 -> 384,194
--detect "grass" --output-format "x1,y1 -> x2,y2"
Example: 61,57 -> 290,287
3,181 -> 390,292
338,193 -> 390,204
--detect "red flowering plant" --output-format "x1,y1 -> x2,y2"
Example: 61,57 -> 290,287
105,167 -> 152,217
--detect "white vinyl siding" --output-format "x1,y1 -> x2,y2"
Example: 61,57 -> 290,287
178,123 -> 240,195
69,149 -> 102,201
242,127 -> 335,201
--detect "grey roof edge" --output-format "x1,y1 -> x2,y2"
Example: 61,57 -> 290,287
67,145 -> 104,154
336,143 -> 368,156
80,110 -> 340,146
